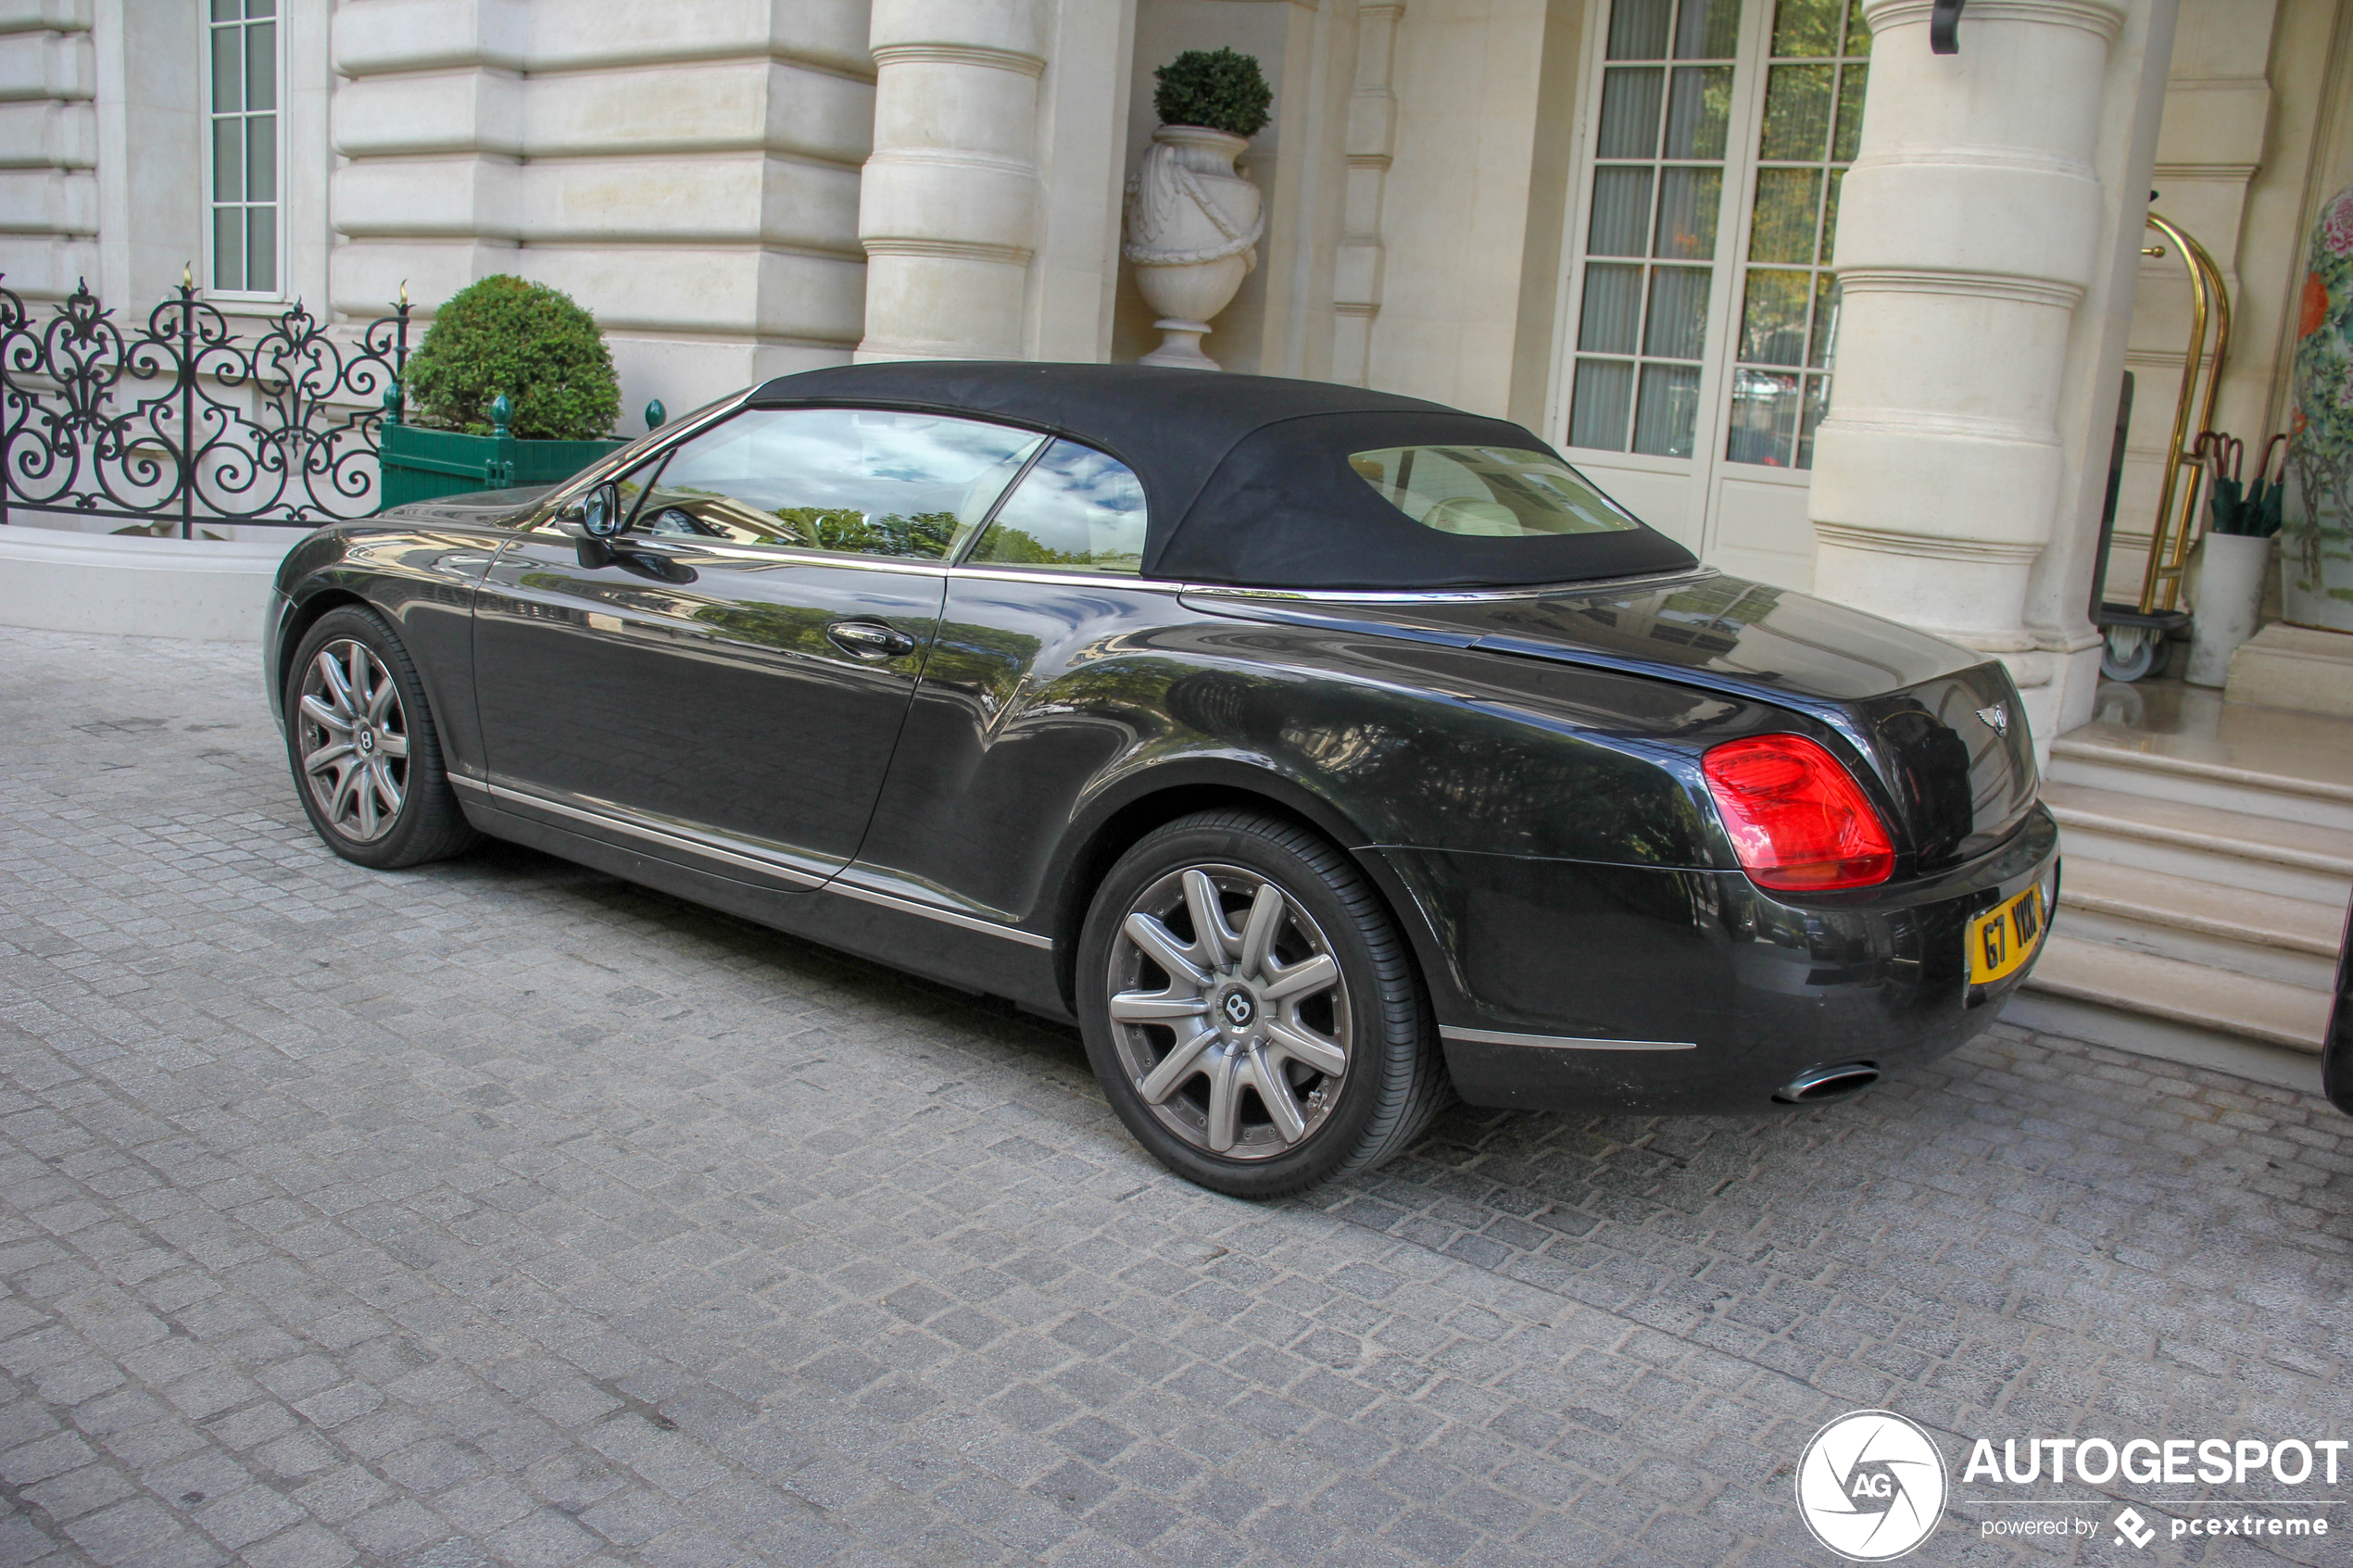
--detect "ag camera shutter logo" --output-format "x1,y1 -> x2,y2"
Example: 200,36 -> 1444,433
1795,1411 -> 1948,1561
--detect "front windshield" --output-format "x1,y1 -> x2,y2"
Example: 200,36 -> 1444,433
1349,445 -> 1641,538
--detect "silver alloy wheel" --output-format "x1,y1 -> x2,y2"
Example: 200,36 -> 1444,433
296,638 -> 409,843
1105,863 -> 1352,1160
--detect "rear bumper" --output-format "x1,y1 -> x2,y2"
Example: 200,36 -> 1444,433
1375,803 -> 2060,1114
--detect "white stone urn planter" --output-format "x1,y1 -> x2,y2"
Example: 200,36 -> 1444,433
1123,126 -> 1264,370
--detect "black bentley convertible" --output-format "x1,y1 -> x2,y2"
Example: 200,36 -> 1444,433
268,364 -> 2057,1197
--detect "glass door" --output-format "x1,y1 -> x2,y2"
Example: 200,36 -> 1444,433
1552,0 -> 1869,589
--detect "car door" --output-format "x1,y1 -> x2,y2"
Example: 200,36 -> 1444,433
853,438 -> 1163,922
472,405 -> 1044,884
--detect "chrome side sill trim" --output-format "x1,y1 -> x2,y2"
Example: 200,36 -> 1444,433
471,779 -> 826,888
461,777 -> 1052,950
1440,1025 -> 1697,1052
825,877 -> 1055,949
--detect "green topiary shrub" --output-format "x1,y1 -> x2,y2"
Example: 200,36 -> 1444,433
402,275 -> 620,441
1152,48 -> 1272,139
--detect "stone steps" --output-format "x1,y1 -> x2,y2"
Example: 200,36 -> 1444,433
2046,733 -> 2353,833
2009,708 -> 2347,1094
2041,781 -> 2353,907
2055,859 -> 2342,989
2026,935 -> 2333,1053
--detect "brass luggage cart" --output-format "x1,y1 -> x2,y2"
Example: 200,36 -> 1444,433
2095,211 -> 2230,682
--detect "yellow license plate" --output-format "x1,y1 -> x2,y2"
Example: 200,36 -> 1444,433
1968,883 -> 2047,985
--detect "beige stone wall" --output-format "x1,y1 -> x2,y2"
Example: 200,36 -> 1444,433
2103,0 -> 2353,608
330,0 -> 877,429
1361,0 -> 1549,415
0,0 -> 98,300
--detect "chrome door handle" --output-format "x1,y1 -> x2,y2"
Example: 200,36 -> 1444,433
825,620 -> 917,659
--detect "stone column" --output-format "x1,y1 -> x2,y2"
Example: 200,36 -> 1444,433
1806,0 -> 2132,733
856,0 -> 1047,362
1333,2 -> 1404,386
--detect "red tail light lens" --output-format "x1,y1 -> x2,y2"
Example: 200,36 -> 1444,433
1702,734 -> 1895,891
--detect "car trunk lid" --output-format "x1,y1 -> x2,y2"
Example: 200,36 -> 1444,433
1184,570 -> 2041,870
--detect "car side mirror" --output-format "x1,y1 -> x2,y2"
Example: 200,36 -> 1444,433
581,482 -> 626,538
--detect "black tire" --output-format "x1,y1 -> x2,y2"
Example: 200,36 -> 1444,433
283,604 -> 479,870
1076,809 -> 1450,1198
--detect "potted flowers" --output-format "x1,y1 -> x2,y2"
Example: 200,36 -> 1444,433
1123,48 -> 1272,370
379,275 -> 629,509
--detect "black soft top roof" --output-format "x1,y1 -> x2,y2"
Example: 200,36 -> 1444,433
748,361 -> 1697,590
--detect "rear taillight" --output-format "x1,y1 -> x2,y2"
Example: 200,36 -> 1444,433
1702,734 -> 1895,891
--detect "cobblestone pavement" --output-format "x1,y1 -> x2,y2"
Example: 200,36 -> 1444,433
0,625 -> 2347,1568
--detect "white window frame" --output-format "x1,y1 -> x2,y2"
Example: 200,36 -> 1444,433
1549,0 -> 1873,462
201,0 -> 287,303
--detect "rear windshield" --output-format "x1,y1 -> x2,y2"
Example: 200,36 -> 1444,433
1349,445 -> 1641,538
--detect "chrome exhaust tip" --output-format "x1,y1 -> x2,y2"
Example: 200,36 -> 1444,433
1775,1062 -> 1881,1105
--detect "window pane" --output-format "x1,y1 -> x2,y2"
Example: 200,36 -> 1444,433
1759,63 -> 1834,161
247,0 -> 274,14
214,205 -> 244,292
1771,0 -> 1843,56
246,115 -> 276,203
1798,374 -> 1831,468
1597,69 -> 1664,159
1633,363 -> 1701,458
211,0 -> 238,19
1845,0 -> 1871,53
1675,0 -> 1740,58
1351,445 -> 1640,537
1738,269 -> 1810,365
245,21 -> 275,111
1818,166 -> 1844,263
1589,166 -> 1655,257
212,119 -> 243,204
1663,67 -> 1731,159
1608,0 -> 1672,60
1832,63 -> 1868,161
1748,168 -> 1821,263
1579,263 -> 1644,354
1569,359 -> 1634,451
245,207 -> 276,295
1727,370 -> 1800,465
1807,273 -> 1843,368
633,408 -> 1044,559
1644,266 -> 1710,359
1653,167 -> 1719,259
970,440 -> 1147,573
211,25 -> 241,113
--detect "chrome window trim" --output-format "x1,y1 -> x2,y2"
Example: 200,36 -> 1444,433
1440,1025 -> 1696,1052
458,778 -> 1053,950
1183,565 -> 1718,605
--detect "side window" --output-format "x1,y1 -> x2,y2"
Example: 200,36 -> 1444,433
619,408 -> 1042,561
965,440 -> 1148,575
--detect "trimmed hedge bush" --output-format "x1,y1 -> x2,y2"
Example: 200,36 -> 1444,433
1152,48 -> 1272,139
402,275 -> 620,441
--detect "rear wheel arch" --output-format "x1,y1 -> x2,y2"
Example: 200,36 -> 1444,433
1046,766 -> 1448,1019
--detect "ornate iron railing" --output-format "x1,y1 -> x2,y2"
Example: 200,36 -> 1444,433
0,274 -> 410,534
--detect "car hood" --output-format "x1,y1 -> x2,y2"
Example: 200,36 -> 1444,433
377,485 -> 556,528
1184,569 -> 2041,871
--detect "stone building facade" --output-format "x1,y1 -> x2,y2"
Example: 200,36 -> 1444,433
5,0 -> 2350,745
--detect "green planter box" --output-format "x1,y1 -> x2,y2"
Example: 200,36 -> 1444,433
378,422 -> 627,512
